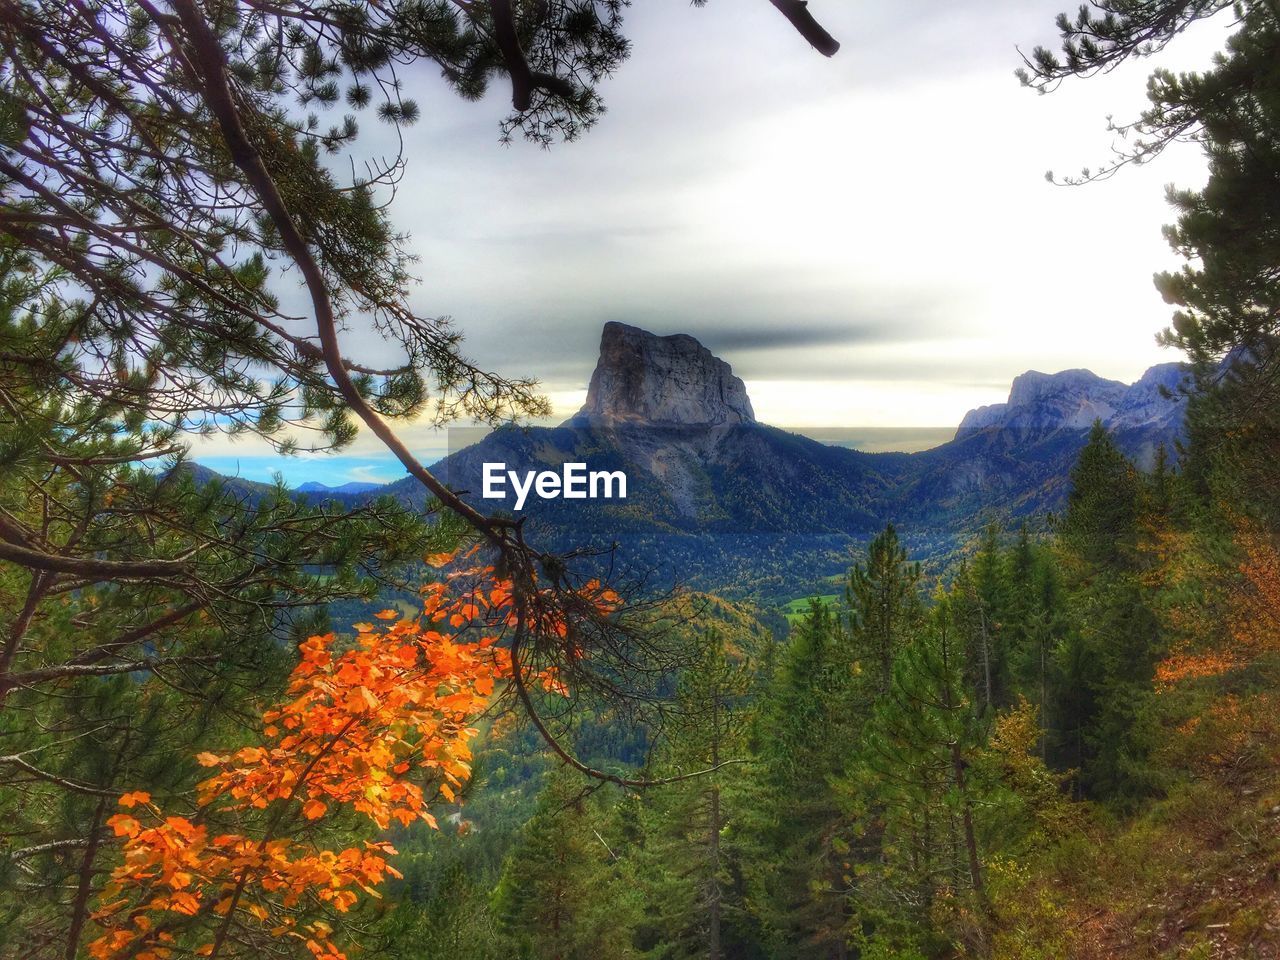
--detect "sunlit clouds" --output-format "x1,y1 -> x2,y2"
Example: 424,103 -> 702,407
189,0 -> 1235,483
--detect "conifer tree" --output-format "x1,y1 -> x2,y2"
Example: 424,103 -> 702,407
492,768 -> 636,960
1053,426 -> 1161,800
1010,539 -> 1068,759
1002,527 -> 1037,690
949,527 -> 1015,717
384,861 -> 497,960
849,597 -> 991,955
636,631 -> 752,960
975,523 -> 1019,709
1059,422 -> 1142,570
744,601 -> 860,959
846,524 -> 924,696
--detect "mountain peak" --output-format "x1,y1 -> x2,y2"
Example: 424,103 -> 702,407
573,322 -> 756,427
957,363 -> 1189,441
1006,368 -> 1127,409
295,480 -> 384,495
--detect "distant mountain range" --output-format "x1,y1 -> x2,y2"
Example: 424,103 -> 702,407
189,322 -> 1190,597
295,480 -> 385,495
955,363 -> 1187,463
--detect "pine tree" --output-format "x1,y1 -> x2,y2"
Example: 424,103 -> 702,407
636,631 -> 753,960
949,524 -> 1015,716
1027,554 -> 1068,760
492,769 -> 636,960
980,523 -> 1029,711
848,597 -> 991,955
1059,422 -> 1142,571
384,861 -> 498,960
744,602 -> 860,959
1052,427 -> 1162,801
846,524 -> 924,696
1003,527 -> 1037,692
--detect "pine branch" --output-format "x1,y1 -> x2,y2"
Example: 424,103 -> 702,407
488,0 -> 576,111
0,539 -> 190,580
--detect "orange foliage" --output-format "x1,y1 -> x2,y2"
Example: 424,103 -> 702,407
1169,691 -> 1280,774
1230,521 -> 1280,657
1155,650 -> 1242,688
88,559 -> 611,960
1156,518 -> 1280,689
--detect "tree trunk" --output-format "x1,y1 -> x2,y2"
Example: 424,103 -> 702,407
65,796 -> 108,960
1040,631 -> 1049,762
708,694 -> 722,960
979,605 -> 993,711
950,741 -> 984,899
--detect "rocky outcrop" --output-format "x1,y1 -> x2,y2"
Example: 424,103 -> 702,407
956,364 -> 1188,441
1110,363 -> 1188,432
954,401 -> 1008,435
275,325 -> 1200,595
572,322 -> 755,427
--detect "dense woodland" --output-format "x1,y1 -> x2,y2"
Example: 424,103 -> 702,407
1,1 -> 1278,958
378,425 -> 1280,959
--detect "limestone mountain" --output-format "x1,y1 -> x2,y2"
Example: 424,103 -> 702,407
955,363 -> 1187,461
269,323 -> 1189,597
956,369 -> 1130,438
571,321 -> 755,427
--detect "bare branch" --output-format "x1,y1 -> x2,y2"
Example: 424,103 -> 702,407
768,0 -> 840,57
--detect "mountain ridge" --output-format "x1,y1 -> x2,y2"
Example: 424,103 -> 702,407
205,324 -> 1189,597
956,362 -> 1187,442
296,480 -> 385,495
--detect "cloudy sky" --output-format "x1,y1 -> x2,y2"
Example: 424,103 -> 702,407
195,0 -> 1230,486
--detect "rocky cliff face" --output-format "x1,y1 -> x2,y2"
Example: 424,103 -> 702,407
286,323 -> 1199,596
1109,363 -> 1188,432
572,321 -> 755,427
956,364 -> 1188,441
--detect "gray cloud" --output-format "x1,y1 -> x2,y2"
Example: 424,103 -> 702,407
285,0 -> 1208,425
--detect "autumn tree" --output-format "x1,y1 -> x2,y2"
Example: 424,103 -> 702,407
84,562 -> 599,960
0,254 -> 450,954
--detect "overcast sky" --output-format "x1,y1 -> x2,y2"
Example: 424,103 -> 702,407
194,0 -> 1231,485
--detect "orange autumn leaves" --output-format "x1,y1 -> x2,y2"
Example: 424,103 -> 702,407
1229,520 -> 1280,656
88,561 -> 604,960
193,615 -> 508,831
1156,517 -> 1280,689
